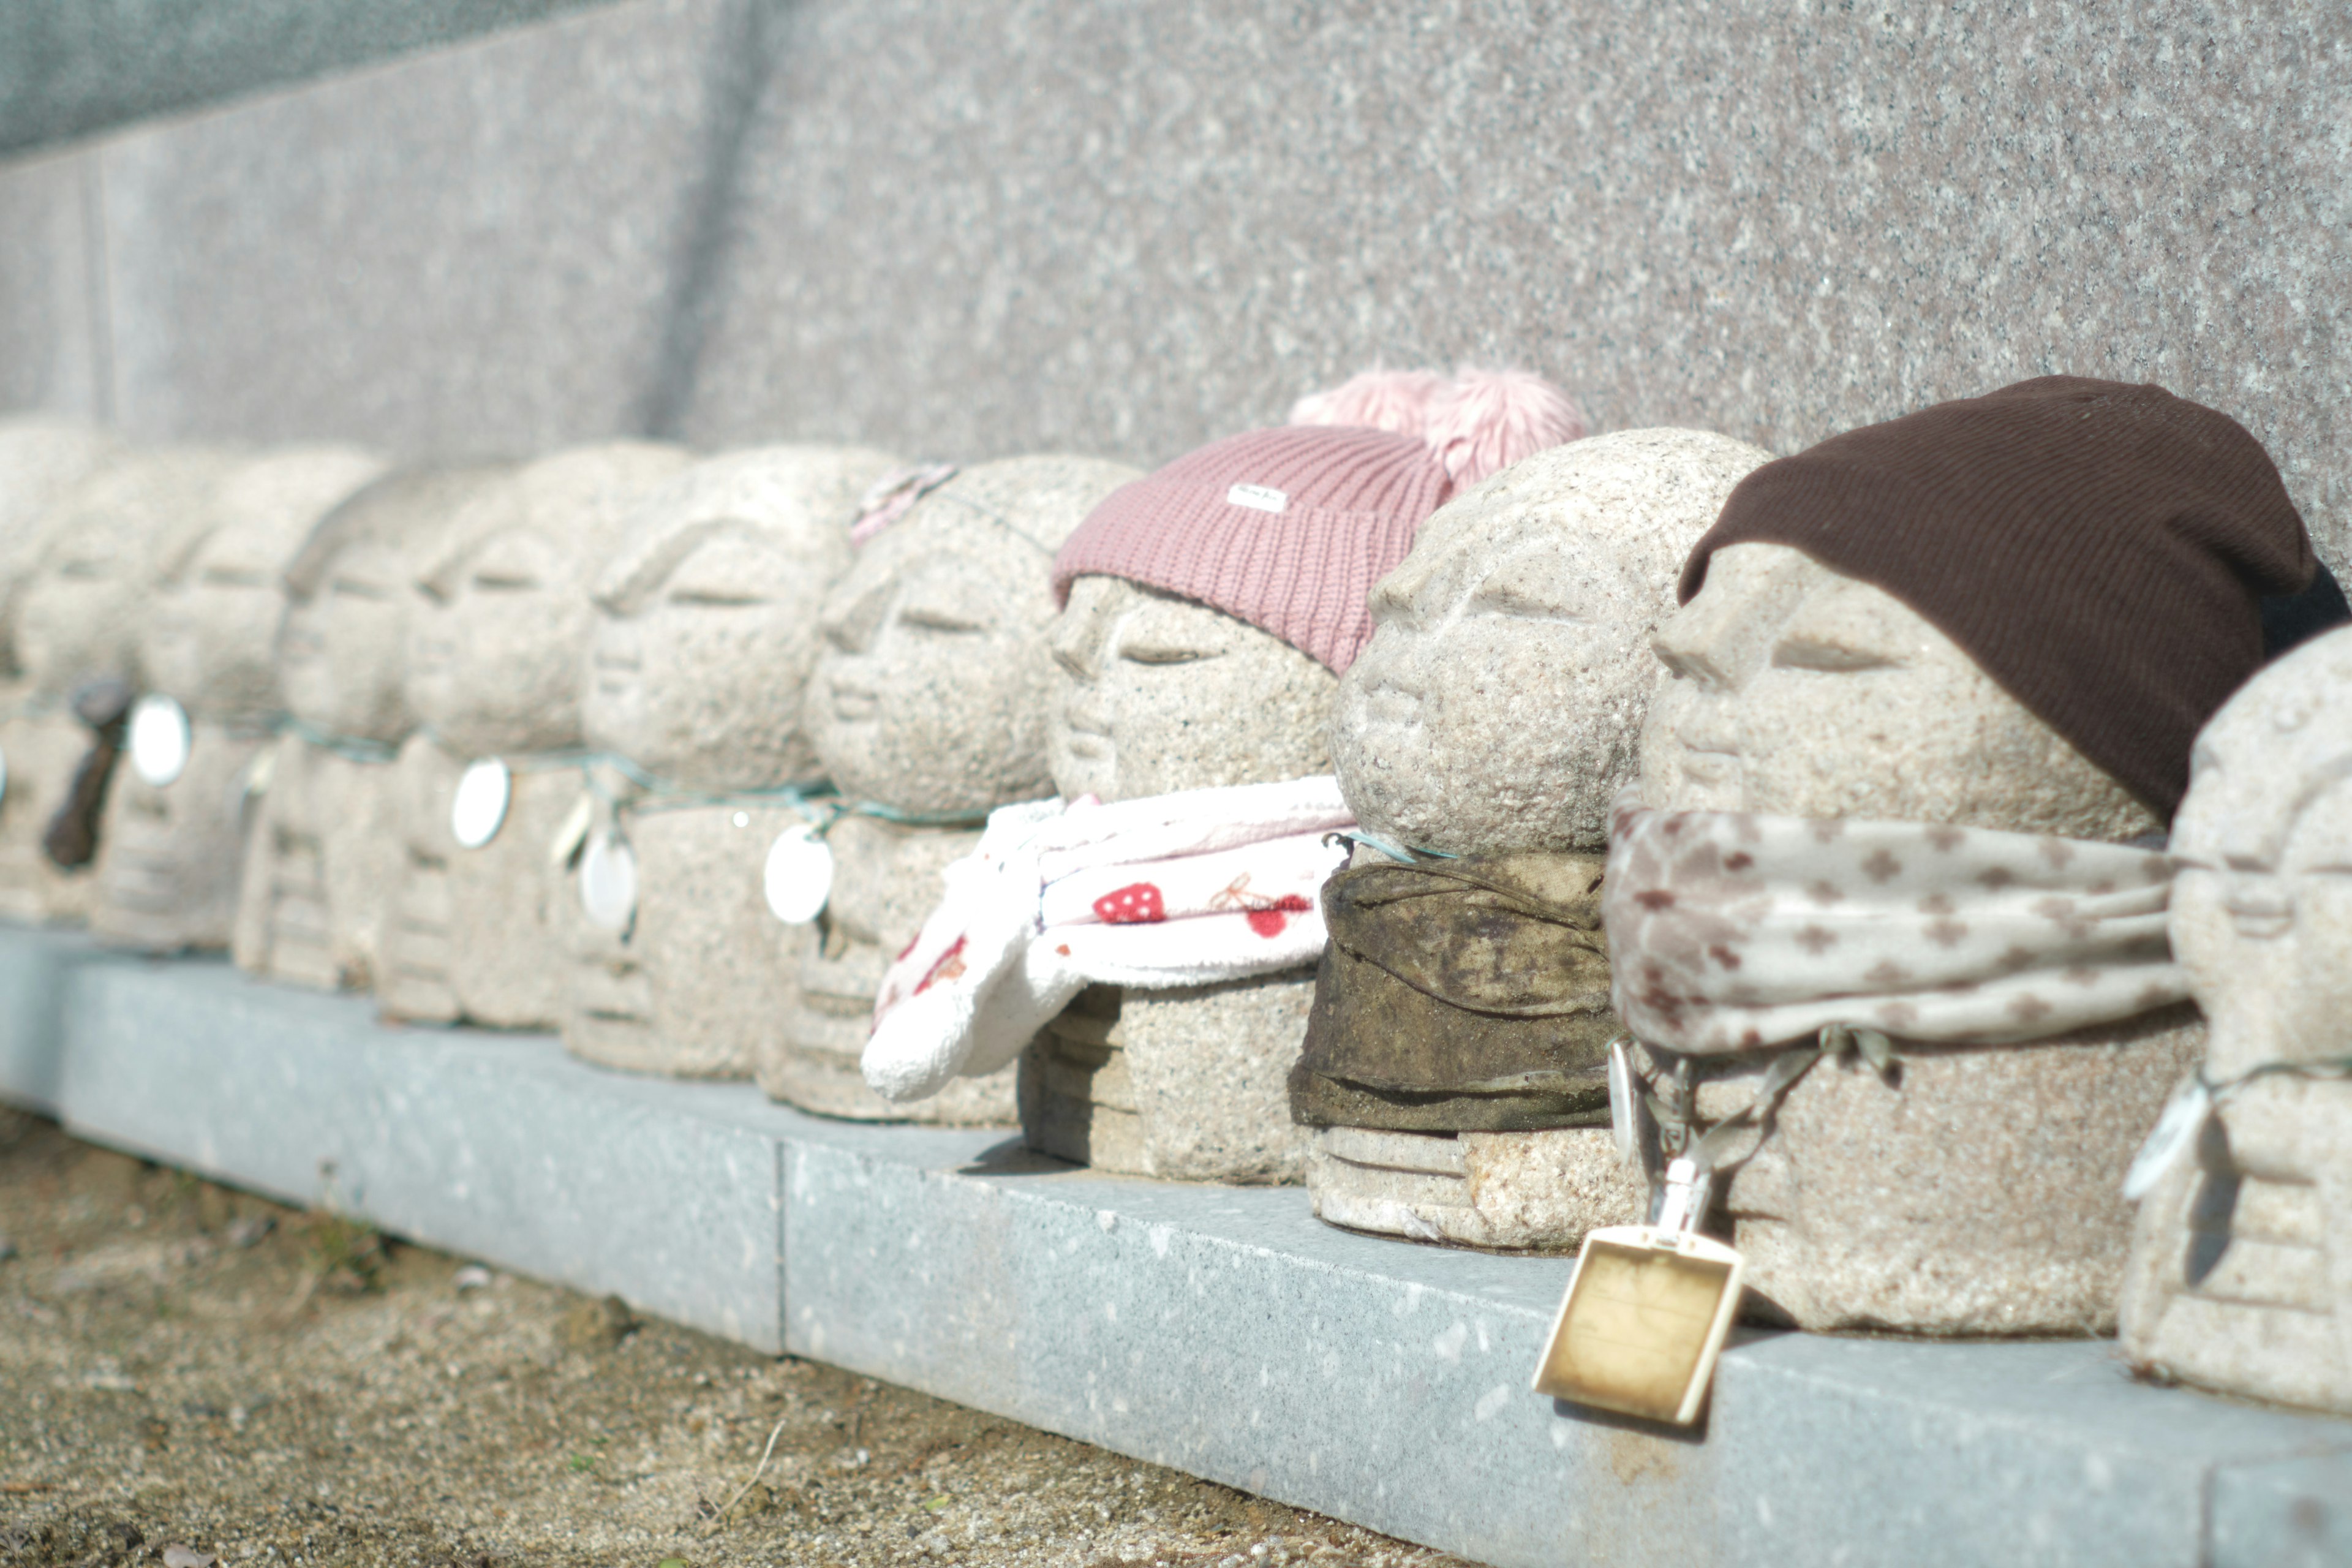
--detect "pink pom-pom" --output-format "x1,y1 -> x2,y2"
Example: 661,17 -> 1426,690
1423,368 -> 1587,488
1288,368 -> 1449,439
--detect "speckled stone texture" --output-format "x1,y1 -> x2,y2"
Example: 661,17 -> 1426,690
1333,430 -> 1774,857
1637,543 -> 2194,1334
1020,974 -> 1313,1185
233,737 -> 401,990
564,445 -> 897,1078
90,447 -> 386,955
2119,627 -> 2352,1413
1023,582 -> 1335,1182
377,736 -> 581,1030
776,454 -> 1135,1118
766,813 -> 1016,1125
565,797 -> 805,1079
0,151 -> 103,420
674,2 -> 2349,576
0,446 -> 244,924
1306,1126 -> 1646,1254
54,0 -> 759,457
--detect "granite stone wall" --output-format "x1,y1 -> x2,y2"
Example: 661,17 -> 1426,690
3,0 -> 2346,567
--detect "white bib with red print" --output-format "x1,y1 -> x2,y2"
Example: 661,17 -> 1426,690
861,776 -> 1355,1104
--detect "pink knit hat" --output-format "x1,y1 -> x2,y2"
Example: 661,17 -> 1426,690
1052,369 -> 1584,673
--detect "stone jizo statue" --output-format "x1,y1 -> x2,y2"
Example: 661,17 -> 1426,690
562,445 -> 897,1078
1305,427 -> 1771,1249
380,442 -> 692,1028
1603,378 -> 2313,1335
233,464 -> 511,989
90,447 -> 388,953
2119,624 -> 2352,1414
772,454 -> 1137,1120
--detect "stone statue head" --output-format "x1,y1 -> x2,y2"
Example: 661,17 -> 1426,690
279,464 -> 515,746
586,446 -> 898,792
404,442 -> 693,759
141,447 -> 387,721
1642,542 -> 2160,839
809,456 -> 1139,812
1332,429 -> 1773,855
0,418 -> 121,684
14,447 -> 244,703
2168,625 -> 2352,1081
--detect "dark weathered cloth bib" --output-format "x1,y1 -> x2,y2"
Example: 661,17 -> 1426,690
1289,851 -> 1618,1132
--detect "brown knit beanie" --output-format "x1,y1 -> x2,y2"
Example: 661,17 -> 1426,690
1679,377 -> 2315,816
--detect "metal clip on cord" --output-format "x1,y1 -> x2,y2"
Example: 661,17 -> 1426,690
1634,1024 -> 1902,1228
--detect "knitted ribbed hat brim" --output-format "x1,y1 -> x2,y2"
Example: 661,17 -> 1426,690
1052,425 -> 1450,674
1681,377 -> 2315,816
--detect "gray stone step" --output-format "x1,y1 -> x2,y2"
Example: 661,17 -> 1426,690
0,924 -> 2345,1568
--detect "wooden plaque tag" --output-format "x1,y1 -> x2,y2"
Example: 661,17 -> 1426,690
1530,1225 -> 1744,1427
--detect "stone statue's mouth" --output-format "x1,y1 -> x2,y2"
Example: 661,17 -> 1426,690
1061,730 -> 1110,761
829,685 -> 878,722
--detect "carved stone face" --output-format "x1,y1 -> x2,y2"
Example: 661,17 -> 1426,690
14,449 -> 240,701
809,456 -> 1140,813
0,419 -> 119,683
2168,628 -> 2352,1081
279,538 -> 416,743
1333,431 -> 1771,855
1050,577 -> 1336,803
142,449 -> 386,719
584,449 -> 889,792
405,444 -> 692,760
1642,541 -> 2159,840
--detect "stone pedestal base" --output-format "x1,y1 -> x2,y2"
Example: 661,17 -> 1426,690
2119,1074 -> 2352,1415
1697,1007 -> 2206,1335
0,710 -> 102,925
1306,1125 -> 1646,1252
1019,971 -> 1313,1184
90,720 -> 266,954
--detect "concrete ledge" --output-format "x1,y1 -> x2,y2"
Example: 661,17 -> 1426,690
1,925 -> 2347,1567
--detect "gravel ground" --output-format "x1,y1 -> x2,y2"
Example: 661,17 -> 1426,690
0,1106 -> 1466,1568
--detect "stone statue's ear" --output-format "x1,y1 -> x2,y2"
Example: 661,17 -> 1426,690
43,677 -> 135,870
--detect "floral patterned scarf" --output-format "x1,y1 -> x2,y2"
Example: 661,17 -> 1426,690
1603,788 -> 2185,1055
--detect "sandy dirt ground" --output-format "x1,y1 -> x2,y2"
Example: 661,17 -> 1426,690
0,1106 -> 1466,1568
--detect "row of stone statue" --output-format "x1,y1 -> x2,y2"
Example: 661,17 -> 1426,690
0,369 -> 2342,1420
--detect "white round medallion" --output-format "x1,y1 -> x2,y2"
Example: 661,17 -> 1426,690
129,695 -> 192,787
579,832 -> 639,932
451,758 -> 512,850
763,822 -> 835,924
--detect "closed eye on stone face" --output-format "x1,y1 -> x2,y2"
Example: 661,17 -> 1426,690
1464,578 -> 1591,624
1118,639 -> 1221,665
329,577 -> 393,601
199,566 -> 273,589
58,559 -> 111,579
1770,636 -> 1900,672
666,587 -> 769,608
471,571 -> 540,592
897,603 -> 988,635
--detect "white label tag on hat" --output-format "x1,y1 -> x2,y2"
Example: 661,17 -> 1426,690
451,758 -> 512,850
129,695 -> 192,788
2124,1073 -> 2212,1200
764,822 -> 835,924
1226,483 -> 1288,514
579,832 -> 639,932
